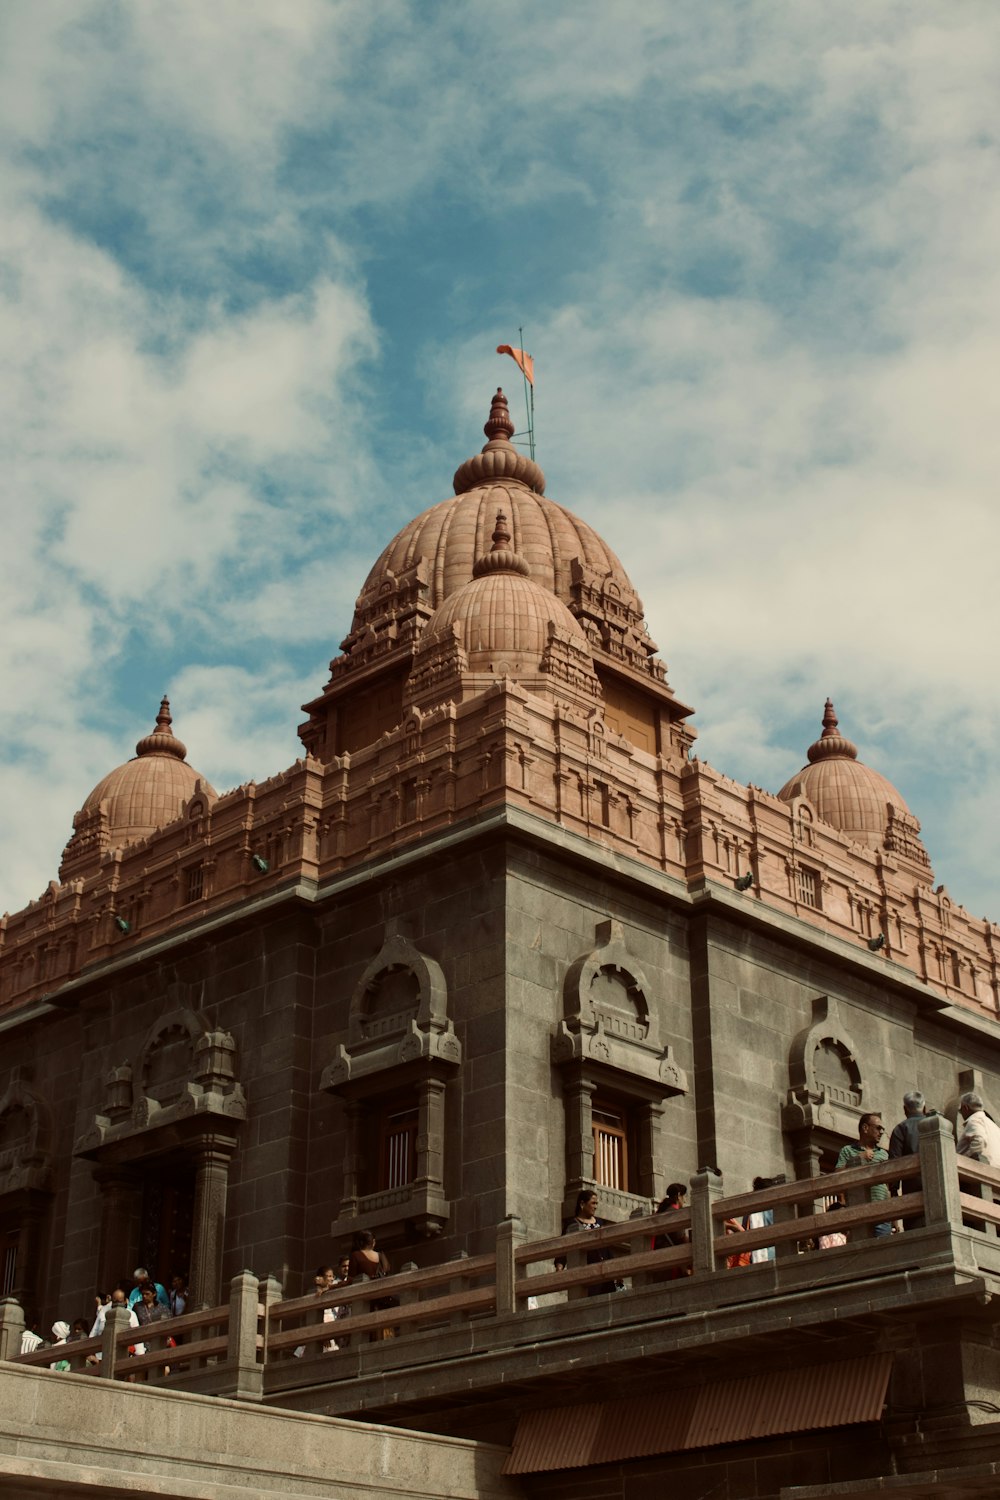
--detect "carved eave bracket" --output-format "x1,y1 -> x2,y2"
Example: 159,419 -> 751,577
321,1015 -> 462,1091
551,1016 -> 685,1093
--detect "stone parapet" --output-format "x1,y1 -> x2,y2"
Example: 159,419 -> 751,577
1,679 -> 997,1020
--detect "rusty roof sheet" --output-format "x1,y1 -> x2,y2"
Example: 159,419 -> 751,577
502,1352 -> 893,1475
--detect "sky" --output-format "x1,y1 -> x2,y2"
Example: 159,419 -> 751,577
1,2 -> 998,922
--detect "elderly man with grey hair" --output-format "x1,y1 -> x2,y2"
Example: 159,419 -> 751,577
956,1092 -> 1000,1166
889,1091 -> 929,1229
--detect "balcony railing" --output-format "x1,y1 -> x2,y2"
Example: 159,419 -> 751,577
3,1117 -> 997,1402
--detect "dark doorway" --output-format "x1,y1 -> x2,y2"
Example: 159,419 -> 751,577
139,1158 -> 195,1285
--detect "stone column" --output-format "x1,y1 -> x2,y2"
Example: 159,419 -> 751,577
340,1099 -> 363,1212
94,1167 -> 141,1296
189,1135 -> 236,1310
0,1298 -> 25,1361
417,1077 -> 447,1189
637,1100 -> 665,1203
564,1077 -> 597,1191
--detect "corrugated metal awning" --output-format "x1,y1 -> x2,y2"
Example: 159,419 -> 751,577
502,1352 -> 892,1475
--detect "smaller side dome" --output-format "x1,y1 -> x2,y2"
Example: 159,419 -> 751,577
405,514 -> 601,712
777,700 -> 930,873
60,698 -> 216,879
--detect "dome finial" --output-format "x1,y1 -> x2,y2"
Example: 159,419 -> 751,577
136,695 -> 187,761
484,388 -> 515,445
807,698 -> 857,764
473,508 -> 530,579
491,510 -> 512,550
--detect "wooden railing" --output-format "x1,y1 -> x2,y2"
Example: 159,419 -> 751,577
3,1117 -> 998,1399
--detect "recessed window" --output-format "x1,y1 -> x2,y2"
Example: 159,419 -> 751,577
183,863 -> 204,904
797,866 -> 820,909
1,1229 -> 18,1298
592,1099 -> 632,1192
378,1103 -> 418,1191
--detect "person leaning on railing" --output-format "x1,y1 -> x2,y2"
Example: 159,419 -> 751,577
836,1112 -> 893,1237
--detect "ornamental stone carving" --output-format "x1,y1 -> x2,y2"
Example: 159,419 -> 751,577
75,1007 -> 246,1158
782,993 -> 865,1139
552,918 -> 686,1092
0,1072 -> 53,1196
320,925 -> 460,1090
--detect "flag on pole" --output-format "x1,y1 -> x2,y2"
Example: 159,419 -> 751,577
497,344 -> 534,386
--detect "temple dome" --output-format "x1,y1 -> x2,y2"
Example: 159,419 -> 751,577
423,523 -> 589,666
61,699 -> 215,877
353,388 -> 637,627
777,699 -> 917,851
407,513 -> 601,709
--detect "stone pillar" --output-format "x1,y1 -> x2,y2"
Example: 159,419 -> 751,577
417,1076 -> 447,1189
226,1270 -> 263,1401
189,1135 -> 236,1310
919,1114 -> 960,1227
637,1101 -> 665,1203
564,1077 -> 596,1191
495,1216 -> 526,1317
689,1168 -> 725,1276
340,1099 -> 363,1212
94,1167 -> 141,1296
100,1303 -> 133,1380
0,1298 -> 25,1361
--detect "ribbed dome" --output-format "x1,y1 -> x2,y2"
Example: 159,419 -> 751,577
419,512 -> 593,674
354,389 -> 636,628
777,699 -> 914,849
79,698 -> 215,849
403,512 -> 602,719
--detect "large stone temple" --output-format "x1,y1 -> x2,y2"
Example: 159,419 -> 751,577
2,389 -> 1000,1499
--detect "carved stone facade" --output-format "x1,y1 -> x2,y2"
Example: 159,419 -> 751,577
0,388 -> 998,1430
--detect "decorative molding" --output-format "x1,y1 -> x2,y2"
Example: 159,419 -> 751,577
552,918 -> 686,1093
74,1006 -> 246,1158
320,926 -> 461,1091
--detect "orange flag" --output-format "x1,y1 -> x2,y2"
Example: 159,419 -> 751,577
496,344 -> 534,386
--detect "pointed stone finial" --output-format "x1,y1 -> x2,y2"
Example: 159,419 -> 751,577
821,698 -> 839,737
484,388 -> 515,445
472,508 -> 530,579
491,511 -> 512,550
135,696 -> 187,761
807,697 -> 857,763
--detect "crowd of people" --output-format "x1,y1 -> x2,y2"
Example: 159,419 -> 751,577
560,1089 -> 1000,1280
17,1091 -> 1000,1361
19,1267 -> 189,1361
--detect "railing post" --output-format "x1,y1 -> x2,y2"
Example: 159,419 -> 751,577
773,1195 -> 799,1260
496,1216 -> 526,1316
227,1270 -> 263,1401
0,1298 -> 25,1361
689,1169 -> 725,1276
919,1114 -> 960,1226
100,1304 -> 132,1380
258,1276 -> 282,1372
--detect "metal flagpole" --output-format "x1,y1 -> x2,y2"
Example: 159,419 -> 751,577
518,325 -> 535,460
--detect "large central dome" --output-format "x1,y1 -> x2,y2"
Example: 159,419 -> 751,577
353,389 -> 637,626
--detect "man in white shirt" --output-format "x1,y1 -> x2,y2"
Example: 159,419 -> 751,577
89,1289 -> 143,1359
956,1092 -> 1000,1165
